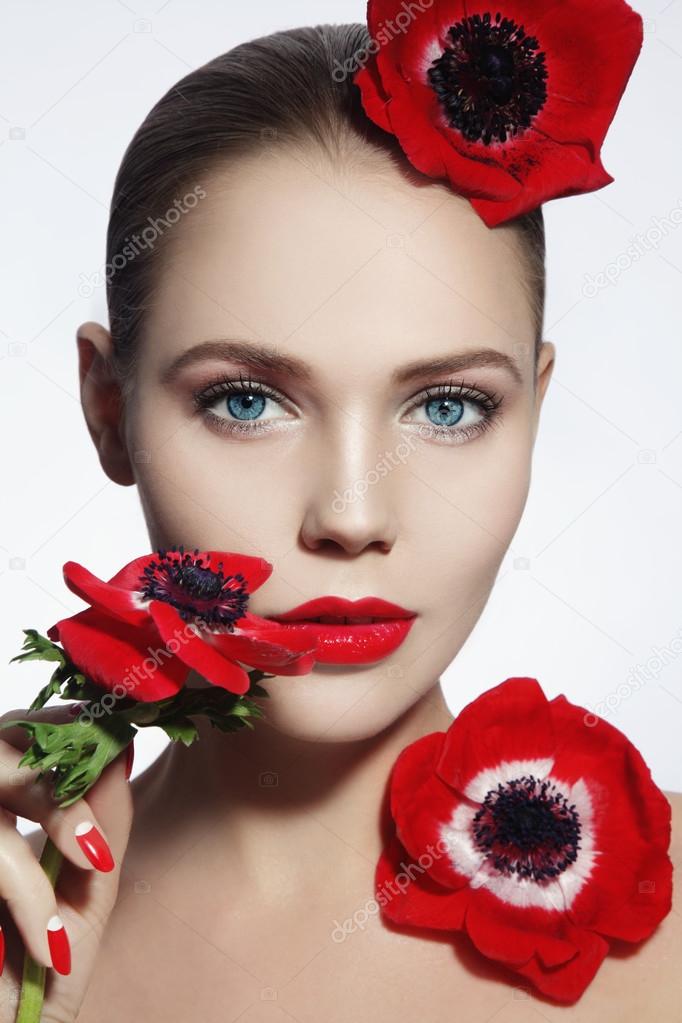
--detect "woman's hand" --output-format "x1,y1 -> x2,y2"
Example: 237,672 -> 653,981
0,704 -> 134,1023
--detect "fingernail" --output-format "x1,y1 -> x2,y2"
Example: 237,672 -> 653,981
74,820 -> 115,872
47,915 -> 71,975
124,741 -> 135,781
0,924 -> 4,976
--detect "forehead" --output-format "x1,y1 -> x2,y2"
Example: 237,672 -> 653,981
142,148 -> 535,373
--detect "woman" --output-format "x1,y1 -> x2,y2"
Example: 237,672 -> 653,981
0,16 -> 678,1022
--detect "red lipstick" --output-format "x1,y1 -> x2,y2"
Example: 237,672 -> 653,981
265,596 -> 417,664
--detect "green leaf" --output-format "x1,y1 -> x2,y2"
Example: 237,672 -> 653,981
0,714 -> 137,809
9,630 -> 66,666
248,682 -> 271,699
159,716 -> 199,746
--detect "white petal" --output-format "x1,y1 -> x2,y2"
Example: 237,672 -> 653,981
463,757 -> 555,803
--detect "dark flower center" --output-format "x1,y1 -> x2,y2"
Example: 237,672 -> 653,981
427,11 -> 548,146
139,545 -> 249,630
472,774 -> 581,883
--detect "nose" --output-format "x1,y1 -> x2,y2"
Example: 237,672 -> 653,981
299,429 -> 399,557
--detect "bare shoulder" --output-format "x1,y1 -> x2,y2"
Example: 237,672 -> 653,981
628,789 -> 682,1013
17,792 -> 682,1022
664,789 -> 682,884
666,788 -> 682,829
665,788 -> 682,881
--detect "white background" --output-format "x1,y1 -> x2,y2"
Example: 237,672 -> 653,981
1,0 -> 681,809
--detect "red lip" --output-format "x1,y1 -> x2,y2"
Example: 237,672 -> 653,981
267,595 -> 416,623
265,596 -> 417,665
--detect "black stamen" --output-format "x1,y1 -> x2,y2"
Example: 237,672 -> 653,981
472,774 -> 581,883
138,545 -> 249,631
428,11 -> 548,146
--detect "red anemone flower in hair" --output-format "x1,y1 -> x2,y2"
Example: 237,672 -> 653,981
354,0 -> 644,226
47,546 -> 318,700
376,677 -> 673,1003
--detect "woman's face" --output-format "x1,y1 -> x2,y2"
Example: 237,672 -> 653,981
85,147 -> 554,742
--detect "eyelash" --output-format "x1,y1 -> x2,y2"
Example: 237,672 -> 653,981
191,371 -> 505,444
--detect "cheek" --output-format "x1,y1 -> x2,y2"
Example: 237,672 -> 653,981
391,436 -> 532,685
408,431 -> 532,599
128,396 -> 298,550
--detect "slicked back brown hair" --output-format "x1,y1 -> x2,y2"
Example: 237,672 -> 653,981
106,22 -> 546,400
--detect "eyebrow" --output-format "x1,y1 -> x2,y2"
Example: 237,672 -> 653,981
160,339 -> 524,388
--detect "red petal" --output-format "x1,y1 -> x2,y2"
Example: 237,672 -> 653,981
148,600 -> 250,695
61,560 -> 149,626
513,922 -> 611,1004
469,136 -> 612,227
353,60 -> 392,134
464,886 -> 577,968
84,552 -> 158,593
211,628 -> 318,676
436,678 -> 555,798
49,607 -> 187,701
389,731 -> 470,891
549,693 -> 662,797
591,846 -> 673,942
542,697 -> 673,940
510,0 -> 644,156
376,827 -> 469,931
210,611 -> 318,674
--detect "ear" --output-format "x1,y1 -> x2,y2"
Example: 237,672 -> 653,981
531,340 -> 555,443
77,321 -> 135,486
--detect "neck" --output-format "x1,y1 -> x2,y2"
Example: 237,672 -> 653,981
137,681 -> 453,906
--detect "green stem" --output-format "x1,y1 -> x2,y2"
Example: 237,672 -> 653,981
15,836 -> 64,1023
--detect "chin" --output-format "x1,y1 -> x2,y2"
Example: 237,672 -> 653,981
249,663 -> 430,744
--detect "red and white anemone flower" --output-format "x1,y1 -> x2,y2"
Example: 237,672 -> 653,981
47,546 -> 318,700
376,677 -> 673,1002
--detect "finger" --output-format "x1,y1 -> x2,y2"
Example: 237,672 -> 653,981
0,740 -> 117,875
0,814 -> 72,971
0,705 -> 82,753
77,744 -> 134,878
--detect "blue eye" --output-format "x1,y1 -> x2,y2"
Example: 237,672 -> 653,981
193,375 -> 503,443
194,375 -> 288,432
405,383 -> 502,440
425,397 -> 465,427
226,393 -> 267,421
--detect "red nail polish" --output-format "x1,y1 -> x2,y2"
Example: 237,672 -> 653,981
0,924 -> 4,977
74,821 -> 115,872
124,741 -> 135,781
47,916 -> 71,975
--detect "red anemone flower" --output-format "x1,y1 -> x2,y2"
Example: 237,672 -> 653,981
47,546 -> 318,700
376,676 -> 673,1003
354,0 -> 644,226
